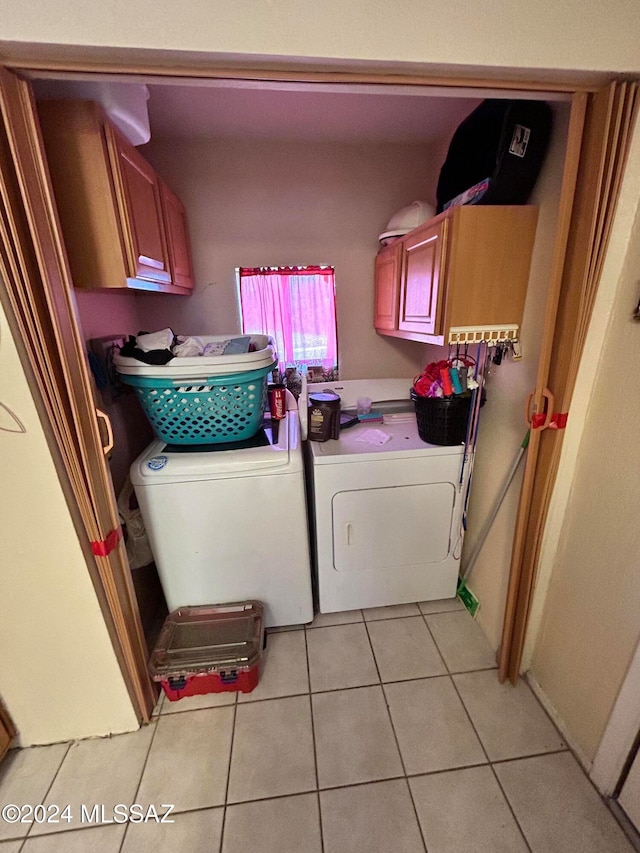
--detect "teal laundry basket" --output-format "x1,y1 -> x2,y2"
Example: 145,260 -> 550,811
120,363 -> 275,445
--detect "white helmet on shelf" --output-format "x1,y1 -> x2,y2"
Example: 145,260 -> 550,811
378,200 -> 435,245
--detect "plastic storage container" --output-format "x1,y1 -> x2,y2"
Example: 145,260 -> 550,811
149,602 -> 265,700
114,335 -> 277,445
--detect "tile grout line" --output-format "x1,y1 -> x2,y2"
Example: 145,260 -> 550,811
20,741 -> 73,844
487,762 -> 534,853
15,723 -> 158,849
15,819 -> 130,845
117,713 -> 162,853
490,747 -> 577,767
423,610 -> 533,851
306,604 -> 464,630
420,612 -> 452,675
229,775 -> 404,805
153,668 -> 502,714
304,624 -> 325,853
361,617 -> 428,853
448,663 -> 534,853
154,698 -> 237,716
522,675 -> 632,840
130,716 -> 161,802
152,758 -> 552,812
218,691 -> 239,853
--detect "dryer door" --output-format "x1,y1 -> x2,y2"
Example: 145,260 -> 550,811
332,483 -> 455,572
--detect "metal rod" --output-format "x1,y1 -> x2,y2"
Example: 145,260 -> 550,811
460,430 -> 530,583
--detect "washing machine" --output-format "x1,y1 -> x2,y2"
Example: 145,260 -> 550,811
304,379 -> 471,613
130,410 -> 313,628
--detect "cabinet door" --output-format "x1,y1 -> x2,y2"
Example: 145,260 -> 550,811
374,242 -> 402,330
107,126 -> 171,284
399,219 -> 447,336
161,181 -> 195,292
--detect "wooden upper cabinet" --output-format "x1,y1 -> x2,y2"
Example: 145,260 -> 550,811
37,99 -> 193,294
374,242 -> 402,331
399,218 -> 447,337
374,205 -> 539,345
160,181 -> 195,292
105,123 -> 171,285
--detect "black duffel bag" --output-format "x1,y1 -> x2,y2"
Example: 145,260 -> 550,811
436,99 -> 553,213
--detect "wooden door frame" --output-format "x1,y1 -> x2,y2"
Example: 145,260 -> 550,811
0,698 -> 16,763
0,66 -> 155,723
497,92 -> 588,680
0,51 -> 617,716
498,82 -> 639,682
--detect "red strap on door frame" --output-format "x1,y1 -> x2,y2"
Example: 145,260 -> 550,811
549,412 -> 569,429
526,388 -> 567,431
531,412 -> 547,429
532,411 -> 569,430
91,527 -> 122,557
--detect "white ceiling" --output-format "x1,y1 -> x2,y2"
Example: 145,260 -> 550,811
144,82 -> 482,143
32,74 -> 487,144
32,75 -> 567,144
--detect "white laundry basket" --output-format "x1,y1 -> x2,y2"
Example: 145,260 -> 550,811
114,335 -> 277,445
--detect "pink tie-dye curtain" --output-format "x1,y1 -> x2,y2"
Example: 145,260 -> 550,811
239,266 -> 337,371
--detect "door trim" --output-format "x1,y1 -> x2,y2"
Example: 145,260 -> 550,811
497,91 -> 588,681
0,66 -> 155,722
498,81 -> 640,683
0,54 -> 630,718
2,46 -> 598,94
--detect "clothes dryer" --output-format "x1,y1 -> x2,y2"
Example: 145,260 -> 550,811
304,379 -> 470,613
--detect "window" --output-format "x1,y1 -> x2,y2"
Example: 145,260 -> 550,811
238,266 -> 338,377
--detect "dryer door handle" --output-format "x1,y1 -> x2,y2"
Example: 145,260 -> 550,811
345,522 -> 353,546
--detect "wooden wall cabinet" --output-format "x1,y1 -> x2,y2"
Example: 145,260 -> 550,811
399,217 -> 447,337
374,205 -> 539,344
373,241 -> 402,331
160,181 -> 195,292
37,99 -> 193,294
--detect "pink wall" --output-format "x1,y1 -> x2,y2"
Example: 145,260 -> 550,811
73,289 -> 142,340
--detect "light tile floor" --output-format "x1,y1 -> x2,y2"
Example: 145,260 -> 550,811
0,601 -> 635,852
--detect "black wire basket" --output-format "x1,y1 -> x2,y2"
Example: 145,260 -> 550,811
411,389 -> 472,446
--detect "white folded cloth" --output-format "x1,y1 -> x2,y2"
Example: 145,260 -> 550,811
202,340 -> 229,355
356,429 -> 392,446
136,328 -> 174,352
173,336 -> 205,357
